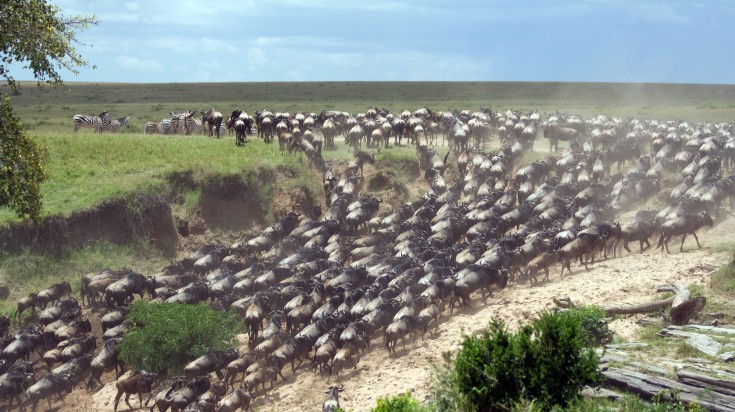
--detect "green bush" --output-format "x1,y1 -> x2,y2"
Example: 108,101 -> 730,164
436,310 -> 601,411
371,392 -> 429,412
118,301 -> 244,374
564,305 -> 612,346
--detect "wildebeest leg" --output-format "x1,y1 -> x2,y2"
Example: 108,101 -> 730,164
658,234 -> 666,252
113,391 -> 123,412
680,234 -> 687,252
692,231 -> 702,248
125,392 -> 136,411
641,239 -> 650,252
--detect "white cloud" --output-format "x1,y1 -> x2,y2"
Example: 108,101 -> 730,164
115,56 -> 164,72
98,13 -> 140,23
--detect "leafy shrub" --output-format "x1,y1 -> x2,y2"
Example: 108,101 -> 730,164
564,305 -> 612,346
371,392 -> 429,412
118,301 -> 244,374
436,310 -> 601,411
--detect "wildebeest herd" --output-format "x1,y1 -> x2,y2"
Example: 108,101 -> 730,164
7,105 -> 735,411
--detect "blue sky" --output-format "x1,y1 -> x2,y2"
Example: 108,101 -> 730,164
10,1 -> 735,84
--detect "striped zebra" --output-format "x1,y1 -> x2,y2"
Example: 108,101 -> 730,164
73,111 -> 111,132
98,116 -> 129,133
143,121 -> 162,134
191,119 -> 203,135
170,110 -> 198,134
215,124 -> 226,137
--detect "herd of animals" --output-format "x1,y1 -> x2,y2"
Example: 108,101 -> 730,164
5,105 -> 735,411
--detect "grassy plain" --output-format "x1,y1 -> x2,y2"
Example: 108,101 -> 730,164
4,81 -> 735,133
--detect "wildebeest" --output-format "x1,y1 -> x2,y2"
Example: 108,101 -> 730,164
524,251 -> 558,285
657,211 -> 714,253
184,348 -> 239,380
558,233 -> 605,276
446,119 -> 469,150
25,371 -> 73,412
36,280 -> 72,309
54,316 -> 92,341
3,325 -> 44,363
165,280 -> 210,305
216,387 -> 252,412
417,298 -> 443,336
329,338 -> 366,380
322,384 -> 345,412
544,124 -> 580,152
223,352 -> 260,391
0,361 -> 35,409
345,150 -> 375,177
451,265 -> 508,309
104,271 -> 155,308
242,364 -> 277,394
87,337 -> 125,389
270,335 -> 312,379
113,370 -> 156,412
101,306 -> 130,332
149,375 -> 187,412
384,315 -> 421,354
14,292 -> 38,323
202,108 -> 224,138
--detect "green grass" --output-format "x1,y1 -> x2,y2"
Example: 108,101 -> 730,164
0,133 -> 313,224
555,393 -> 698,412
7,81 -> 735,128
707,241 -> 735,254
0,238 -> 169,318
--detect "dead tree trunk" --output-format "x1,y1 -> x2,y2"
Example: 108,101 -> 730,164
602,283 -> 705,325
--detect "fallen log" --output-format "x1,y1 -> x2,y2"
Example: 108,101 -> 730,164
602,283 -> 705,325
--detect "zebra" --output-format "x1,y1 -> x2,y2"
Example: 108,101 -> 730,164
73,111 -> 111,132
169,110 -> 198,134
98,116 -> 129,133
143,121 -> 162,134
191,119 -> 203,135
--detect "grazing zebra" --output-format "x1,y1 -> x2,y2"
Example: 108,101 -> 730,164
170,110 -> 198,134
98,116 -> 129,133
73,111 -> 111,132
160,118 -> 172,134
191,119 -> 203,135
143,121 -> 162,134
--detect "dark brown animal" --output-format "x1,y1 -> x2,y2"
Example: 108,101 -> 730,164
184,348 -> 239,380
37,280 -> 72,309
322,384 -> 345,412
87,337 -> 125,389
112,370 -> 156,412
14,293 -> 38,323
170,375 -> 211,412
215,387 -> 252,412
25,371 -> 73,412
657,211 -> 714,253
